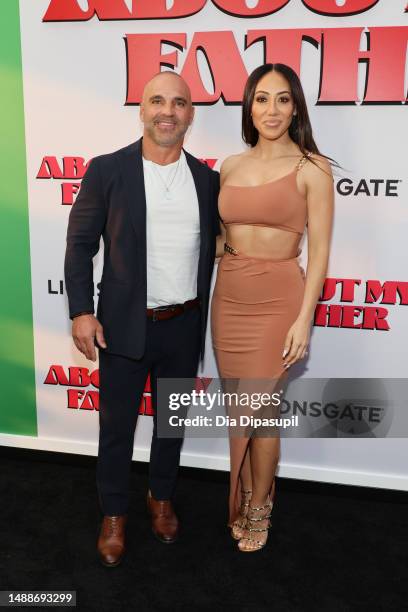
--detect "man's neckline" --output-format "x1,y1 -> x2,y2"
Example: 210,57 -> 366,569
142,150 -> 184,167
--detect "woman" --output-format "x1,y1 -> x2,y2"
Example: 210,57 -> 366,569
211,63 -> 334,552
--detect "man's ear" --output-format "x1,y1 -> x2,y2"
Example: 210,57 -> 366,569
189,105 -> 195,125
140,103 -> 144,122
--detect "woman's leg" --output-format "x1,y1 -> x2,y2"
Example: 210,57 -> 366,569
239,446 -> 252,492
231,445 -> 253,539
238,436 -> 280,551
249,436 -> 280,506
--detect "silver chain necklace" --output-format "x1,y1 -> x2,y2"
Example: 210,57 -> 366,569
151,155 -> 181,199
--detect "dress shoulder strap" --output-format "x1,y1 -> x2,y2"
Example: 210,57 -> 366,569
296,151 -> 313,171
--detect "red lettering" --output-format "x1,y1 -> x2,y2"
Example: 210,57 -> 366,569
138,375 -> 152,414
195,377 -> 213,392
314,305 -> 390,330
365,281 -> 408,305
62,157 -> 89,179
67,389 -> 99,410
80,390 -> 99,410
339,279 -> 362,302
302,0 -> 379,17
200,159 -> 218,169
341,306 -> 363,329
37,156 -> 64,179
90,369 -> 100,388
362,307 -> 389,330
319,278 -> 337,301
319,278 -> 361,302
144,373 -> 151,393
180,31 -> 247,103
43,0 -> 130,21
314,304 -> 342,327
43,0 -> 206,21
44,365 -> 69,385
125,33 -> 186,104
140,394 -> 154,415
43,0 -> 382,21
61,182 -> 80,205
246,28 -> 321,76
67,388 -> 84,409
319,27 -> 365,103
212,0 -> 288,17
124,27 -> 407,106
68,367 -> 91,387
363,27 -> 408,103
328,305 -> 343,327
319,27 -> 408,103
37,156 -> 89,179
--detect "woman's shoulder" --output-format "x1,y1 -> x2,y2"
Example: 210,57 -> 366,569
220,151 -> 255,182
219,152 -> 249,184
303,152 -> 333,181
220,152 -> 246,173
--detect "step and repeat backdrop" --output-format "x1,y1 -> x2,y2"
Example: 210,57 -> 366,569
1,0 -> 407,490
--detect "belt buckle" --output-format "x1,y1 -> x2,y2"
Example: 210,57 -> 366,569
152,304 -> 178,322
152,305 -> 168,322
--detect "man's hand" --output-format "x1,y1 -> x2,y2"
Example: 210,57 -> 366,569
72,314 -> 107,362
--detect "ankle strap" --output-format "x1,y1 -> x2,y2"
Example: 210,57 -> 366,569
249,500 -> 272,512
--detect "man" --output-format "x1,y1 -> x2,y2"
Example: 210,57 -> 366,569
64,72 -> 220,567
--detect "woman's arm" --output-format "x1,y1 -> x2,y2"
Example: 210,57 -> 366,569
215,155 -> 239,258
283,156 -> 334,368
216,222 -> 227,258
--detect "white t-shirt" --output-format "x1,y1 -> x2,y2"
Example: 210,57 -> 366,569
142,151 -> 200,308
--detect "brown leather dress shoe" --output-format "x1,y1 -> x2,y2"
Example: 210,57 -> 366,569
147,492 -> 179,544
97,515 -> 127,567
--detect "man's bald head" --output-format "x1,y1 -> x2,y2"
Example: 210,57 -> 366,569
142,72 -> 192,105
140,72 -> 194,148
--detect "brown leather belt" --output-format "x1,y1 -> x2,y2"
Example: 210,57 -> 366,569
146,297 -> 200,322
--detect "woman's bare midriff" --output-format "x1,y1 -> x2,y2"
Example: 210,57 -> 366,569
226,224 -> 302,260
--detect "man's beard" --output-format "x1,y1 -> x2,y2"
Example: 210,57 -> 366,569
144,118 -> 189,147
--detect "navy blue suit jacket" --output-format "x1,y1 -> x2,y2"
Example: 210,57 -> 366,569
64,138 -> 220,360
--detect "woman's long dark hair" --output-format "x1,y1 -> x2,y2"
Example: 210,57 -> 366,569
242,63 -> 336,167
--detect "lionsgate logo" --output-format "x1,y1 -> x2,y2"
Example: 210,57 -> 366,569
336,178 -> 401,197
279,378 -> 406,438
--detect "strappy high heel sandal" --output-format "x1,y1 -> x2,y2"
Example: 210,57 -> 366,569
231,489 -> 252,540
237,498 -> 273,552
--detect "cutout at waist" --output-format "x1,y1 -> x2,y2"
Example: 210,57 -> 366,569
224,242 -> 302,262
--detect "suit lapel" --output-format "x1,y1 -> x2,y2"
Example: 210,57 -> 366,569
118,139 -> 146,247
185,150 -> 210,252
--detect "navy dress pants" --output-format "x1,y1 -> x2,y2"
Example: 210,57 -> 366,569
96,307 -> 201,515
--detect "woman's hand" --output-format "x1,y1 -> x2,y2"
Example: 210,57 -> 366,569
282,318 -> 311,369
